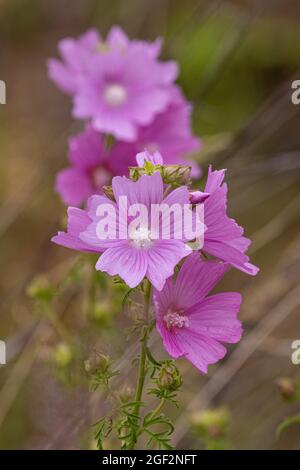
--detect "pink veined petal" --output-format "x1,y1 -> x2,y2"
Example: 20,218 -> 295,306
204,165 -> 226,193
204,187 -> 243,241
163,186 -> 190,207
232,261 -> 260,276
79,220 -> 125,250
203,239 -> 249,267
96,243 -> 148,288
174,253 -> 228,310
227,236 -> 252,253
155,318 -> 185,359
55,168 -> 92,206
158,186 -> 204,242
146,240 -> 192,291
187,293 -> 243,344
174,329 -> 227,373
51,207 -> 97,253
87,194 -> 117,218
112,171 -> 164,209
152,278 -> 175,319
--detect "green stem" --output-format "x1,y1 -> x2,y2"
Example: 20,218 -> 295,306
129,280 -> 152,449
148,398 -> 166,422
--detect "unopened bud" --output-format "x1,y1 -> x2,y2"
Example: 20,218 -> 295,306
52,342 -> 72,368
161,165 -> 191,186
27,276 -> 54,303
84,352 -> 111,375
157,362 -> 182,392
275,377 -> 297,401
102,185 -> 115,201
129,164 -> 191,187
119,384 -> 134,404
190,407 -> 230,439
89,302 -> 111,326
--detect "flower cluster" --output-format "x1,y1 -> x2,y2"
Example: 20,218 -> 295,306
52,151 -> 259,373
49,26 -> 259,374
48,26 -> 201,206
49,25 -> 259,452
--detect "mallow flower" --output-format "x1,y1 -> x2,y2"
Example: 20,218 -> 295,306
48,26 -> 163,94
52,170 -> 204,291
55,125 -> 135,206
153,252 -> 242,373
191,166 -> 259,276
48,26 -> 178,141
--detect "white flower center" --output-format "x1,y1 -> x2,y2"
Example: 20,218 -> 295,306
164,309 -> 189,330
103,84 -> 127,107
130,227 -> 153,249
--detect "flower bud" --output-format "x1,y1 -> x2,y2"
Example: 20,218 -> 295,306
84,352 -> 111,375
119,384 -> 134,404
275,377 -> 297,401
190,407 -> 230,439
161,165 -> 191,186
157,362 -> 182,392
89,301 -> 111,327
129,164 -> 191,187
102,185 -> 115,201
52,342 -> 73,368
27,276 -> 54,303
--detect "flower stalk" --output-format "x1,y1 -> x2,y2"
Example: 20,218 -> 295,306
129,280 -> 152,449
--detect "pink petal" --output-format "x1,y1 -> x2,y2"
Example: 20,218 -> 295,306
204,165 -> 226,193
203,239 -> 248,267
112,171 -> 164,208
51,207 -> 97,253
146,240 -> 191,291
188,293 -> 242,344
174,253 -> 228,309
175,329 -> 227,373
96,243 -> 148,288
55,168 -> 92,206
68,126 -> 105,169
155,318 -> 185,359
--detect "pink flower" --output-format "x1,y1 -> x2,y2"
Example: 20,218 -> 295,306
52,171 -> 195,290
192,166 -> 259,276
55,126 -> 135,206
153,252 -> 242,373
48,26 -> 178,142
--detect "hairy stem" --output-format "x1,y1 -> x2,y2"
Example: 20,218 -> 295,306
148,398 -> 166,422
129,280 -> 152,449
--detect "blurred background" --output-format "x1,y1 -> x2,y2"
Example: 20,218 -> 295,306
0,0 -> 300,450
